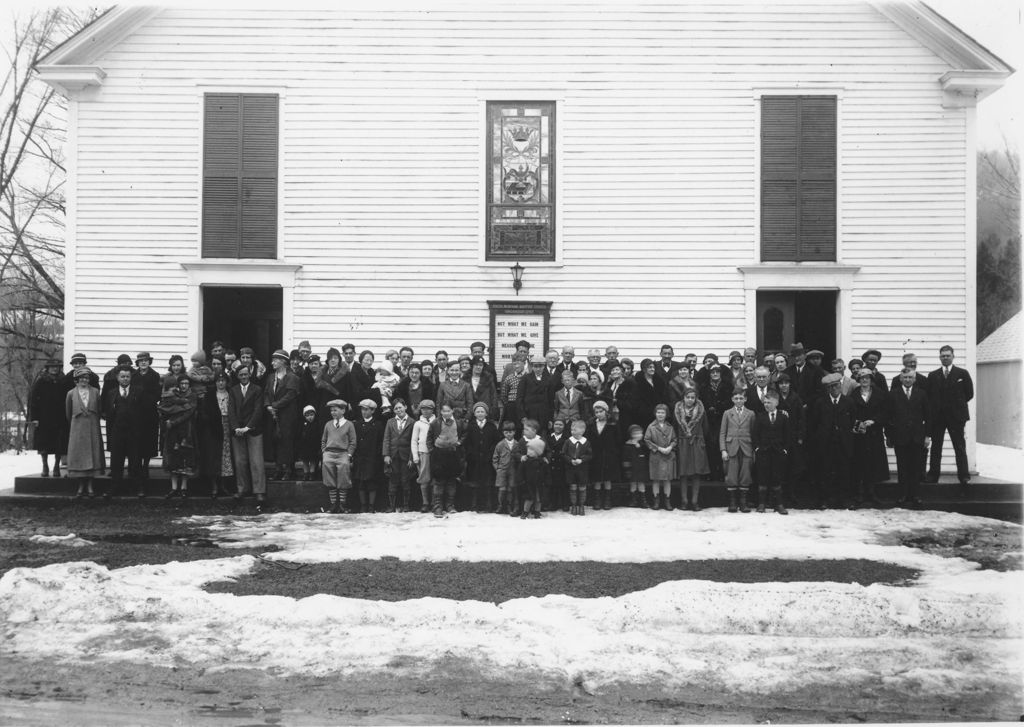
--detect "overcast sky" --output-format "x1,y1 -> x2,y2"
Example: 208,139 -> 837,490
927,0 -> 1022,150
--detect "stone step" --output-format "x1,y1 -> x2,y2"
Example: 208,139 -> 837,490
9,473 -> 1021,522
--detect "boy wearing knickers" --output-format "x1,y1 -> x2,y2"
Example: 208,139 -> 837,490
321,399 -> 357,513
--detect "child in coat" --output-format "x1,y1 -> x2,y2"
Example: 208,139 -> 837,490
675,389 -> 710,510
546,417 -> 568,511
645,403 -> 677,510
463,402 -> 500,511
622,424 -> 649,507
492,420 -> 521,514
720,388 -> 755,513
587,400 -> 620,510
427,402 -> 465,517
563,418 -> 593,516
518,419 -> 547,518
298,405 -> 321,481
410,399 -> 436,513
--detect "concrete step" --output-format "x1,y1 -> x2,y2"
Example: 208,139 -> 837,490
8,473 -> 1021,522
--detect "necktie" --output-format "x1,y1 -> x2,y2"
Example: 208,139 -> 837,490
905,387 -> 912,398
121,387 -> 128,398
770,412 -> 775,424
944,367 -> 949,378
335,420 -> 339,429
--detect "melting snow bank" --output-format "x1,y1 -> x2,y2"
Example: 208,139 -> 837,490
0,556 -> 1021,698
27,534 -> 95,548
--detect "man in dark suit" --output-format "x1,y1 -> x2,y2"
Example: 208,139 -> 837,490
554,345 -> 579,381
654,344 -> 682,383
889,352 -> 928,393
751,390 -> 792,514
744,366 -> 774,415
599,345 -> 621,379
925,345 -> 974,487
783,343 -> 824,409
229,366 -> 267,505
808,373 -> 856,508
887,367 -> 930,506
517,359 -> 555,433
102,366 -> 143,497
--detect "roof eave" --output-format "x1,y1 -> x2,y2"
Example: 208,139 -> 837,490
39,6 -> 162,66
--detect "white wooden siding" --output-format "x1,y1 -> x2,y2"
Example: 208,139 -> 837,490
67,1 -> 974,467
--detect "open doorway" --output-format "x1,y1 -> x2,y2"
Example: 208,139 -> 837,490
202,286 -> 282,363
756,290 -> 837,362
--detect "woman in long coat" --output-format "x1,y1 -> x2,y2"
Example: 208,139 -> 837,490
675,389 -> 710,509
131,352 -> 162,477
850,369 -> 890,506
65,367 -> 104,497
29,359 -> 67,477
633,359 -> 668,432
201,372 -> 234,497
159,373 -> 199,497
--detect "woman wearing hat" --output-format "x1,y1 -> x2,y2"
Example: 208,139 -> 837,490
29,359 -> 68,477
158,374 -> 199,497
64,367 -> 104,497
850,369 -> 890,507
264,348 -> 302,481
132,352 -> 162,478
634,359 -> 668,433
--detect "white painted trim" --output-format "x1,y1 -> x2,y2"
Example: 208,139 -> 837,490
739,263 -> 861,364
64,98 -> 79,361
194,85 -> 288,260
34,65 -> 106,96
181,261 -> 301,353
964,104 -> 978,472
751,87 -> 845,264
476,90 -> 566,266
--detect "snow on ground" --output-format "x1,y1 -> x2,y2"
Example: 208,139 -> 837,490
1,509 -> 1021,701
26,534 -> 94,548
977,442 -> 1024,480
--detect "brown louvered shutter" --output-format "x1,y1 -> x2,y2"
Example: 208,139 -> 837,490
202,93 -> 278,258
761,96 -> 836,261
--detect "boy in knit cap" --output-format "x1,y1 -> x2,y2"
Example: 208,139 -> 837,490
321,400 -> 357,513
518,419 -> 548,518
622,423 -> 649,507
410,399 -> 436,513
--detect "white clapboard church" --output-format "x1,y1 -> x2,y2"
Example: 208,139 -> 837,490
39,2 -> 1012,467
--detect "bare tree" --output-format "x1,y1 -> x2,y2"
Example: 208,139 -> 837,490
1,8 -> 101,449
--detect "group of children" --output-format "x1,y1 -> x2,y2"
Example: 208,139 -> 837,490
311,384 -> 792,518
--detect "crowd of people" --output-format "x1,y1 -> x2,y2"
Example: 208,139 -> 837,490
27,338 -> 974,516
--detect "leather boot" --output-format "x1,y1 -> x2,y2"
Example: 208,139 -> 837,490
663,493 -> 674,512
569,488 -> 578,516
630,491 -> 640,507
432,484 -> 445,517
602,489 -> 612,510
495,489 -> 506,514
445,484 -> 458,513
756,487 -> 767,513
739,491 -> 751,513
691,482 -> 702,511
650,491 -> 659,510
385,493 -> 396,513
358,490 -> 367,513
773,487 -> 789,515
728,490 -> 738,513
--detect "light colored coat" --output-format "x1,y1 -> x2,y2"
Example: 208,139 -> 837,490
719,405 -> 754,457
65,386 -> 104,476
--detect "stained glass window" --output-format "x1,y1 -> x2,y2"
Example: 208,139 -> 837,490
486,102 -> 555,260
